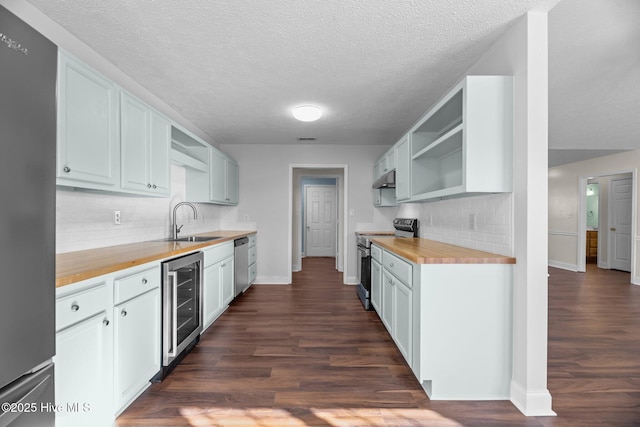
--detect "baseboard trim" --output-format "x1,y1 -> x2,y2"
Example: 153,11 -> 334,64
253,276 -> 290,285
548,260 -> 579,272
510,381 -> 556,416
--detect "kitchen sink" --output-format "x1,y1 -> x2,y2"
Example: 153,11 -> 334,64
163,236 -> 223,242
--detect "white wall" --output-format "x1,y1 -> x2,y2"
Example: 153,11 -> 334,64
219,143 -> 387,284
549,151 -> 638,282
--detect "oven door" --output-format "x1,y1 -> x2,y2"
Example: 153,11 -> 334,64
358,244 -> 371,290
356,244 -> 373,310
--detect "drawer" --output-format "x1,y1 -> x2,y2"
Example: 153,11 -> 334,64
371,244 -> 382,262
249,263 -> 257,284
249,246 -> 257,266
382,250 -> 412,287
114,265 -> 160,304
249,234 -> 257,248
203,241 -> 234,266
56,283 -> 108,331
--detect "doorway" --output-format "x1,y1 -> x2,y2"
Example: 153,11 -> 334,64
304,183 -> 337,257
288,165 -> 348,284
578,171 -> 634,275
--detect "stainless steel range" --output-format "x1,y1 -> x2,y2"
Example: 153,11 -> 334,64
356,218 -> 418,310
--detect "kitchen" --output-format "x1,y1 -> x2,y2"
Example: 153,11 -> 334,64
2,0 -> 639,426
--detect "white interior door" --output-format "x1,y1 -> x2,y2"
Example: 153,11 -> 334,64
610,178 -> 632,272
305,185 -> 337,257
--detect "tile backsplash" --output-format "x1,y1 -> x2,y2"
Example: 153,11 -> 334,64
56,165 -> 224,253
398,193 -> 513,256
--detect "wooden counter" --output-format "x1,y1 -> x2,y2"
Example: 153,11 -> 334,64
56,230 -> 255,288
370,237 -> 515,265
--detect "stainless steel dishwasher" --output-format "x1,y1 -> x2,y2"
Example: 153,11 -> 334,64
234,237 -> 250,297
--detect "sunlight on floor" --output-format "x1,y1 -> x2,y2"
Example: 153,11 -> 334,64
178,406 -> 463,426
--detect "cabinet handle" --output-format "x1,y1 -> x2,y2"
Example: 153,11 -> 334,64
63,166 -> 71,173
610,227 -> 616,231
70,303 -> 79,312
142,278 -> 148,284
103,319 -> 110,326
152,184 -> 157,189
221,263 -> 226,267
121,309 -> 127,317
390,262 -> 394,267
147,183 -> 152,188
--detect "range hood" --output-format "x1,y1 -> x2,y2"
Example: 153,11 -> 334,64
372,170 -> 396,189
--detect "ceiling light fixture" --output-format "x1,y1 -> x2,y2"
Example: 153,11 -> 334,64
292,104 -> 322,122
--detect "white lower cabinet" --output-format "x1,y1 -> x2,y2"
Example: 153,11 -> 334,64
203,256 -> 233,328
393,278 -> 412,364
381,270 -> 394,331
202,241 -> 235,330
370,258 -> 382,313
372,243 -> 514,401
221,256 -> 235,306
380,259 -> 413,366
55,284 -> 112,427
54,262 -> 162,426
113,287 -> 161,412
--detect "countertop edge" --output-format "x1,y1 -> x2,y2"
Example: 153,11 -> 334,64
370,237 -> 516,265
56,231 -> 256,288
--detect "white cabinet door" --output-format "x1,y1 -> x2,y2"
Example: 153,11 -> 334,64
149,111 -> 171,195
203,263 -> 224,329
55,312 -> 113,427
121,92 -> 171,196
395,135 -> 410,201
120,93 -> 150,193
381,270 -> 394,331
113,288 -> 161,411
221,256 -> 235,306
371,258 -> 382,313
57,51 -> 118,188
393,280 -> 412,365
209,149 -> 227,203
226,159 -> 239,204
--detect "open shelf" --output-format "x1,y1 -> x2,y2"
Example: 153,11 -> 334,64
411,129 -> 463,195
411,89 -> 463,155
170,126 -> 209,171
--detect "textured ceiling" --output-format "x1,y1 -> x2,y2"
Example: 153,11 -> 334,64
548,0 -> 640,165
22,0 -> 639,165
25,0 -> 563,147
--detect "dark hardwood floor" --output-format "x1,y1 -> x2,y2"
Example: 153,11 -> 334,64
117,259 -> 640,426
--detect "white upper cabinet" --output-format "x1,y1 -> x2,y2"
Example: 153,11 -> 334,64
57,52 -> 171,197
395,135 -> 411,201
210,149 -> 239,205
57,51 -> 119,189
186,146 -> 239,205
409,76 -> 513,201
120,92 -> 171,196
373,75 -> 513,204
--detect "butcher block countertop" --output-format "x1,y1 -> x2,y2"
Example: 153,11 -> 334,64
370,237 -> 516,265
56,230 -> 255,288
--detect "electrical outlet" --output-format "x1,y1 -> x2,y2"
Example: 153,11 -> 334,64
114,210 -> 121,225
469,213 -> 476,231
243,214 -> 250,222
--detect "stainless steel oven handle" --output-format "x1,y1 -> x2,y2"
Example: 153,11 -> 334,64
168,270 -> 178,358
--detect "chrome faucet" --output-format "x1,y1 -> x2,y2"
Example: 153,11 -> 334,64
172,202 -> 198,240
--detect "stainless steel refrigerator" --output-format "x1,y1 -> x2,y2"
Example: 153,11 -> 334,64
0,5 -> 57,427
